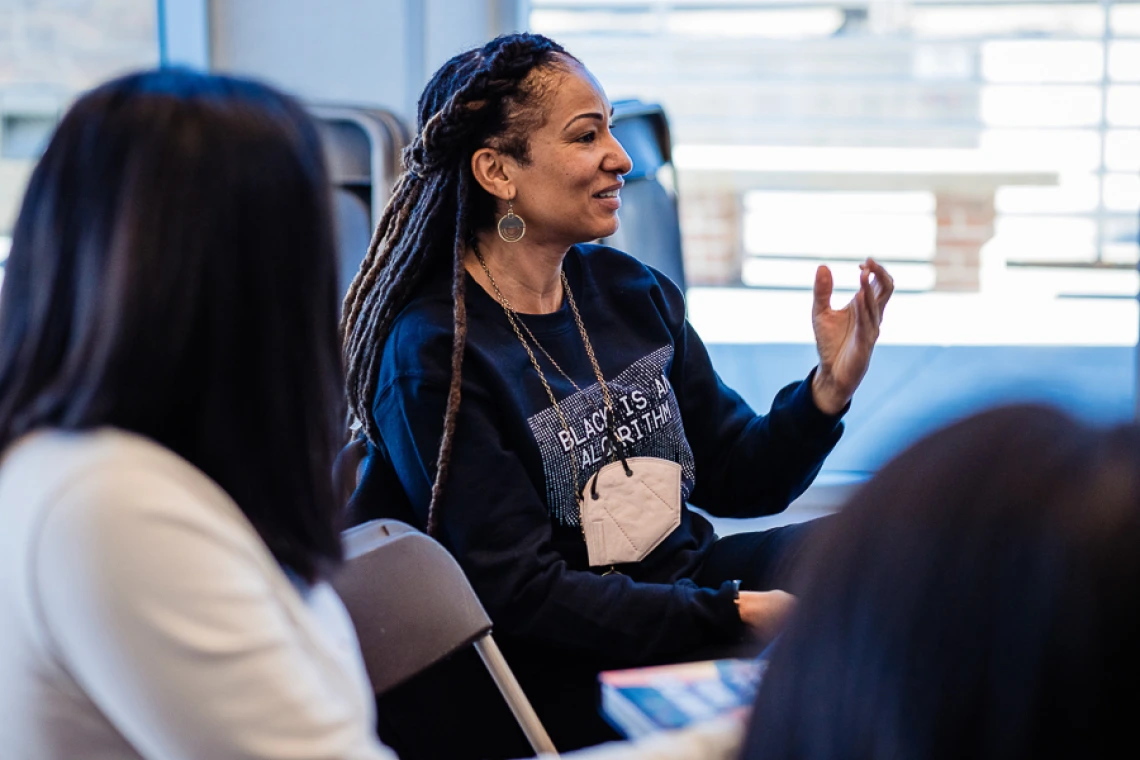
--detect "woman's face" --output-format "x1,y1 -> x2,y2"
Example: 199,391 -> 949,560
506,63 -> 633,247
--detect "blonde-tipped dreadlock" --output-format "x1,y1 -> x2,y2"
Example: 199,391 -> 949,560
341,33 -> 573,536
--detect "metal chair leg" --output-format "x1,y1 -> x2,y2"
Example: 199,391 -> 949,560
474,634 -> 559,757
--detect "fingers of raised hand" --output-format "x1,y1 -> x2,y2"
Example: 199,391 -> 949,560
858,267 -> 881,330
812,264 -> 833,315
863,258 -> 895,315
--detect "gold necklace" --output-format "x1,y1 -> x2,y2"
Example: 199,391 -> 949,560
471,241 -> 629,504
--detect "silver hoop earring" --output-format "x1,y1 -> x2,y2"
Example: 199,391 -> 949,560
497,200 -> 526,243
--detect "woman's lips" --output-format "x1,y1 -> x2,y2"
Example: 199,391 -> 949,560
593,189 -> 621,211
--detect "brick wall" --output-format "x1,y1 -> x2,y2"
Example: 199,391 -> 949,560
679,187 -> 743,287
934,194 -> 996,292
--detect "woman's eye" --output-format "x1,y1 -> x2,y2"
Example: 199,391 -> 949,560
577,131 -> 597,143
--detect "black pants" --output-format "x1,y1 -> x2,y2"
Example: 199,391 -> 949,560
374,517 -> 827,760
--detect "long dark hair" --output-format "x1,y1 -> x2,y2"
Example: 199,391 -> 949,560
342,33 -> 573,535
743,404 -> 1140,760
0,69 -> 344,582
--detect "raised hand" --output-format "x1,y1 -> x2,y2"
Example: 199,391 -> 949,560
810,258 -> 894,415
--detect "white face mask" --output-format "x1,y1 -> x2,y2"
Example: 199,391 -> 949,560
580,456 -> 682,567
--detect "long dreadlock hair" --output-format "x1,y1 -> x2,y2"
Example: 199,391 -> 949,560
342,33 -> 574,536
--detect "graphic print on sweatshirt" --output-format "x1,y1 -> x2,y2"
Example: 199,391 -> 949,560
526,345 -> 695,527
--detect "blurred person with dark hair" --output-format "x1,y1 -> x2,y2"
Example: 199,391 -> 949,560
741,404 -> 1140,760
0,69 -> 394,759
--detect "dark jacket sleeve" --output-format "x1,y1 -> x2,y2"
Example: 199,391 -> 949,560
373,369 -> 745,666
654,272 -> 846,518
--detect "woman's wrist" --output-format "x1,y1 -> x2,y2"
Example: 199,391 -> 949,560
810,368 -> 851,416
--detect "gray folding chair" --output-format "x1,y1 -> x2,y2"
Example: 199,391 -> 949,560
333,519 -> 558,757
308,106 -> 410,303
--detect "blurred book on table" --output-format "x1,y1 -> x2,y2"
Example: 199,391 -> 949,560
599,656 -> 765,739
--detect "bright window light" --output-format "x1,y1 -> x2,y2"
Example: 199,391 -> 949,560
1106,131 -> 1140,171
981,86 -> 1102,127
529,10 -> 658,35
990,217 -> 1098,262
744,190 -> 935,259
978,130 -> 1102,171
1107,86 -> 1140,126
1105,173 -> 1140,212
995,174 -> 1100,214
1111,4 -> 1140,35
741,258 -> 937,291
1109,41 -> 1140,81
911,5 -> 1104,38
666,9 -> 844,39
982,41 -> 1104,84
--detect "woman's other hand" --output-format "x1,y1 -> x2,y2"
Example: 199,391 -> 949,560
810,258 -> 894,415
736,590 -> 796,643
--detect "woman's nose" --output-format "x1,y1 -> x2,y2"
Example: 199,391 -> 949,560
606,134 -> 633,175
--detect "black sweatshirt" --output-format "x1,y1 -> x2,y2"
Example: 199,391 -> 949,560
354,244 -> 844,668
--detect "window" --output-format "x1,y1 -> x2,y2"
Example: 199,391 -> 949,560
532,0 -> 1140,480
0,0 -> 160,283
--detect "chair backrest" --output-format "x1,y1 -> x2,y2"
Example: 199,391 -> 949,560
333,519 -> 492,695
309,106 -> 411,302
334,437 -> 368,512
331,189 -> 372,302
602,100 -> 686,290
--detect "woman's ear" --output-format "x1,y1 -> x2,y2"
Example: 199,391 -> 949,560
471,147 -> 516,202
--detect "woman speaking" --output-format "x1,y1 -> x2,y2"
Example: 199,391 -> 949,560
343,32 -> 892,758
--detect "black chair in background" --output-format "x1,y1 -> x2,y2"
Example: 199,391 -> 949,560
309,106 -> 410,302
603,100 -> 687,291
313,106 -> 412,514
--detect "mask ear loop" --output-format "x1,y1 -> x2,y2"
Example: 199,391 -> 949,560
608,423 -> 633,477
584,414 -> 634,501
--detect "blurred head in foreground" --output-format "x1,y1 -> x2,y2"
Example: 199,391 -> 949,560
0,68 -> 344,581
744,404 -> 1140,760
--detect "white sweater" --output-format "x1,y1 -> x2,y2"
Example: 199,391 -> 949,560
0,429 -> 395,760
